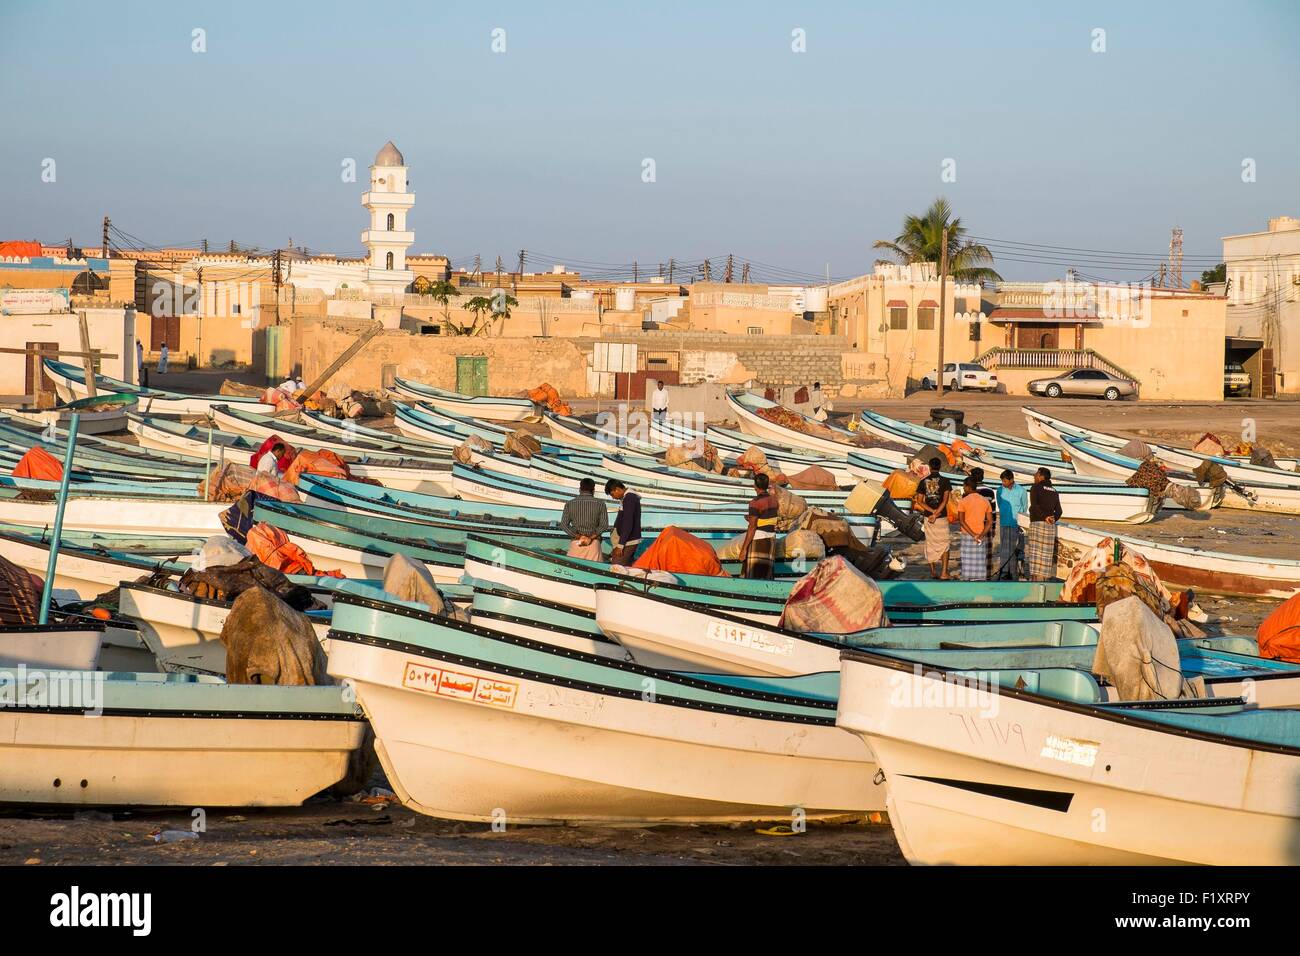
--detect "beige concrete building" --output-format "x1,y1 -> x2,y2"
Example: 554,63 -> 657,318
1223,215 -> 1300,396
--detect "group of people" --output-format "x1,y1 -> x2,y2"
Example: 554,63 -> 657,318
559,471 -> 779,580
135,338 -> 167,380
912,459 -> 1063,582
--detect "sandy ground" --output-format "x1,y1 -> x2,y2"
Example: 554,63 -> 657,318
0,802 -> 903,866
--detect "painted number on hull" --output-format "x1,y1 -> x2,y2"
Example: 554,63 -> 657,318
1039,733 -> 1099,768
402,661 -> 518,709
706,620 -> 793,657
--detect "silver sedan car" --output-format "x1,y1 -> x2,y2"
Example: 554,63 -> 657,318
1027,368 -> 1137,400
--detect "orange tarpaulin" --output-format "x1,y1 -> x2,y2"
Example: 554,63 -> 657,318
632,525 -> 728,577
1258,593 -> 1300,664
11,446 -> 63,482
527,382 -> 571,417
283,448 -> 351,486
245,522 -> 343,577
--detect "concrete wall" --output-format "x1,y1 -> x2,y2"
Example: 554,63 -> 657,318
293,318 -> 592,399
0,308 -> 136,397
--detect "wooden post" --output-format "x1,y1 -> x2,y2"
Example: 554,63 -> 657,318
293,321 -> 383,409
936,226 -> 950,396
77,313 -> 97,398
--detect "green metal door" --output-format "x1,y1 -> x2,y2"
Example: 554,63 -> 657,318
456,355 -> 489,396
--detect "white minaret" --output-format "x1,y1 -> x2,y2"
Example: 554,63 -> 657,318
361,140 -> 415,302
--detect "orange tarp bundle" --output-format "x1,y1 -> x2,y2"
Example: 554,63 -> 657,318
245,522 -> 343,577
283,448 -> 351,486
11,446 -> 63,481
528,382 -> 571,417
632,526 -> 728,577
1258,593 -> 1300,663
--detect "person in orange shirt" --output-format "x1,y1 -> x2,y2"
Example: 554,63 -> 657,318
956,475 -> 993,581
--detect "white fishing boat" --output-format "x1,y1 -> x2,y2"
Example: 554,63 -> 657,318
0,493 -> 226,537
42,358 -> 277,416
127,414 -> 454,494
0,625 -> 103,670
391,377 -> 536,421
1061,436 -> 1300,514
326,595 -> 882,824
837,650 -> 1300,865
0,668 -> 367,806
1025,406 -> 1300,488
1036,516 -> 1300,599
117,584 -> 330,675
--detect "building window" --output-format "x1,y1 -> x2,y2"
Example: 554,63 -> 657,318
889,307 -> 908,330
386,252 -> 394,270
386,213 -> 394,231
747,326 -> 763,335
916,307 -> 936,330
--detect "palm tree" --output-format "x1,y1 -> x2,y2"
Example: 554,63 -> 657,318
456,292 -> 519,336
873,197 -> 1001,283
416,278 -> 460,327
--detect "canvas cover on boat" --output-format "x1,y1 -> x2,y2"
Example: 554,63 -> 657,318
1193,433 -> 1226,457
632,525 -> 728,577
503,429 -> 542,459
1250,445 -> 1279,469
786,464 -> 837,491
773,486 -> 808,531
10,446 -> 63,481
1092,596 -> 1204,701
179,557 -> 318,610
284,449 -> 351,485
246,522 -> 343,577
779,556 -> 888,634
1061,537 -> 1176,613
1125,458 -> 1170,494
783,528 -> 826,562
220,585 -> 329,686
755,404 -> 838,441
1117,438 -> 1152,459
200,462 -> 301,503
191,534 -> 252,571
1257,593 -> 1300,664
735,445 -> 767,473
1193,459 -> 1229,488
665,437 -> 722,473
452,434 -> 493,464
381,552 -> 447,614
0,555 -> 45,626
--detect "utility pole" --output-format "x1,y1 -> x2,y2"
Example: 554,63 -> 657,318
741,262 -> 750,283
101,216 -> 110,259
936,226 -> 950,396
196,266 -> 205,368
632,260 -> 638,283
1168,227 -> 1183,288
667,258 -> 675,283
724,254 -> 734,283
202,238 -> 208,253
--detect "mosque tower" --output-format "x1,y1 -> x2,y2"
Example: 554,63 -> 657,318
361,140 -> 415,302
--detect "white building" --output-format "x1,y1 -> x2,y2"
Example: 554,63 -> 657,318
359,140 -> 416,303
1223,215 -> 1300,395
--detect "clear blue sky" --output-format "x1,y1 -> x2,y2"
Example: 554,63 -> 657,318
1,0 -> 1296,282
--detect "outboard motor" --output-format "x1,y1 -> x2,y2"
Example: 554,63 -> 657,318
871,494 -> 925,542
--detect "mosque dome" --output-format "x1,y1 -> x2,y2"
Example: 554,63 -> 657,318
374,140 -> 405,166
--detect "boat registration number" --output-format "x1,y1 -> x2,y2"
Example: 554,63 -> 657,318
706,620 -> 793,657
1039,733 -> 1099,768
402,661 -> 518,709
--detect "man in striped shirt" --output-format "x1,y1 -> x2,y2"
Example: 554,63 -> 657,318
738,473 -> 779,579
560,477 -> 609,561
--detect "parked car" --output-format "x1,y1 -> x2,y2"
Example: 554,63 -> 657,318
921,362 -> 998,391
1224,363 -> 1252,397
1027,368 -> 1136,401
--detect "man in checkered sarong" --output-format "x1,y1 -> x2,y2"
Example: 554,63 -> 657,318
1026,467 -> 1063,581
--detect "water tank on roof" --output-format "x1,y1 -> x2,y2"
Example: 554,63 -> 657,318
571,290 -> 594,300
615,288 -> 636,311
804,287 -> 828,312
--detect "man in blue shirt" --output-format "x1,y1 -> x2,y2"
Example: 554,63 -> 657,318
604,479 -> 642,566
994,469 -> 1029,580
